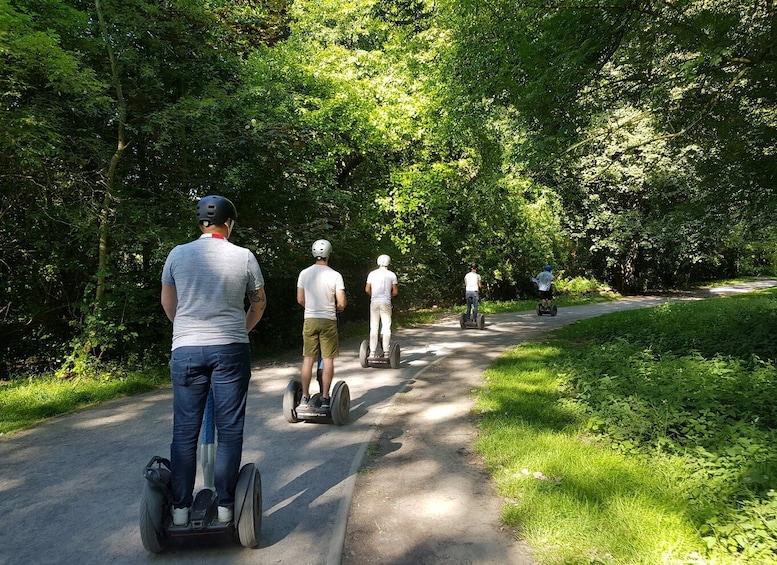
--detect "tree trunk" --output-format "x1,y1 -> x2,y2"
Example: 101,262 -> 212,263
94,0 -> 127,304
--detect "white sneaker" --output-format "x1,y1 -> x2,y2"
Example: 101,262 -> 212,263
171,506 -> 189,526
217,506 -> 233,523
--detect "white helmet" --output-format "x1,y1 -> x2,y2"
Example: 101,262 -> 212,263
377,254 -> 391,267
311,239 -> 332,259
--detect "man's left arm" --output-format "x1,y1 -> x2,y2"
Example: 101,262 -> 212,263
336,288 -> 347,313
246,288 -> 267,331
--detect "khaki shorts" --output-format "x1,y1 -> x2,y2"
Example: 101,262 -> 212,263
302,318 -> 339,358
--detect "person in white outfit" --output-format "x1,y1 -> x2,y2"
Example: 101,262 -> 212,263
464,263 -> 482,321
365,254 -> 398,356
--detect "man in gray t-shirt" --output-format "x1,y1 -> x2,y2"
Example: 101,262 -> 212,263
160,195 -> 266,527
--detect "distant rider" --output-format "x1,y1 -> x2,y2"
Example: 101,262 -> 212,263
532,265 -> 555,308
464,263 -> 482,321
365,254 -> 399,356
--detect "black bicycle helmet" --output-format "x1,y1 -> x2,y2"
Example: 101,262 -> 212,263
196,195 -> 237,226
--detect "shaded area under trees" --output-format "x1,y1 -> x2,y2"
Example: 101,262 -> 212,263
1,0 -> 774,376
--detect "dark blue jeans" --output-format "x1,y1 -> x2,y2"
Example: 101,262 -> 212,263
169,343 -> 251,510
465,291 -> 479,320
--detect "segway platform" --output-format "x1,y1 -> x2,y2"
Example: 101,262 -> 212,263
537,303 -> 558,316
283,374 -> 350,426
459,313 -> 485,329
140,456 -> 262,553
359,340 -> 400,369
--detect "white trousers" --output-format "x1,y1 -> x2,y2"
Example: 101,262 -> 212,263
369,302 -> 393,354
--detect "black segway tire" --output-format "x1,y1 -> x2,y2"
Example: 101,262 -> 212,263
359,340 -> 369,368
283,378 -> 302,423
330,381 -> 350,426
459,313 -> 466,329
389,342 -> 400,369
478,314 -> 485,329
551,305 -> 558,316
235,463 -> 262,549
537,304 -> 543,316
139,480 -> 168,553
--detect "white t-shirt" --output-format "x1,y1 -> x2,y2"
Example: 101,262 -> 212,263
366,267 -> 397,305
464,271 -> 481,292
297,264 -> 345,320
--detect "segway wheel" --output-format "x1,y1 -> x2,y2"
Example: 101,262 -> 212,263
330,381 -> 350,426
283,378 -> 302,423
551,304 -> 558,316
459,313 -> 466,329
359,340 -> 369,368
478,314 -> 485,329
389,342 -> 400,369
537,304 -> 542,316
235,463 -> 262,549
139,480 -> 168,553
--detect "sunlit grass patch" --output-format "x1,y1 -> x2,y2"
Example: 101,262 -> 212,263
475,288 -> 777,564
476,342 -> 705,564
0,368 -> 166,435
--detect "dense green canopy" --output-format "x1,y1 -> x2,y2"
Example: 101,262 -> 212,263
1,0 -> 774,373
444,0 -> 777,289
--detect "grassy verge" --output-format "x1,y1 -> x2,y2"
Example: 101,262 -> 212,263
475,288 -> 777,564
0,364 -> 168,435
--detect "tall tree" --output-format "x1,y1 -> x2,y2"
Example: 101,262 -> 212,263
442,0 -> 777,289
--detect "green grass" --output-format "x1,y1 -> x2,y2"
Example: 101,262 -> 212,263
475,287 -> 777,564
0,365 -> 167,435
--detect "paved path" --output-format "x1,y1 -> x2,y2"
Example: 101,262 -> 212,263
1,281 -> 773,565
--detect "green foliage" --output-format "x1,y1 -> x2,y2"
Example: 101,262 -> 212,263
440,0 -> 777,291
552,290 -> 777,562
476,289 -> 777,563
553,276 -> 609,295
4,0 -> 773,379
0,362 -> 167,434
476,343 -> 706,564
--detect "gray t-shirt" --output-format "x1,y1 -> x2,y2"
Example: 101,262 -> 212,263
535,271 -> 554,291
161,234 -> 264,350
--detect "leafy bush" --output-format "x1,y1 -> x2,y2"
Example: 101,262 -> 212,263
554,276 -> 611,295
553,289 -> 777,562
